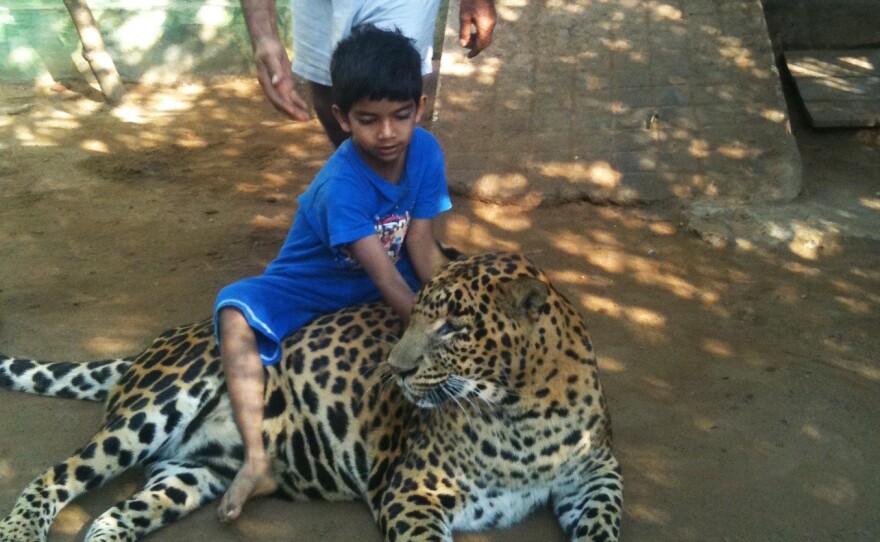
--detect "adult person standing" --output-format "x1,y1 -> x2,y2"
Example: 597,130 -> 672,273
240,0 -> 497,147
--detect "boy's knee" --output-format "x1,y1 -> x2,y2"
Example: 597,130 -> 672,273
219,307 -> 249,334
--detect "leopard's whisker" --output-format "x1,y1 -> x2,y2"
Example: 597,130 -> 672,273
448,375 -> 484,416
359,361 -> 388,379
444,380 -> 473,430
356,364 -> 397,407
378,333 -> 400,347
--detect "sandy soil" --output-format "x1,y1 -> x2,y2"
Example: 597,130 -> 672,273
1,78 -> 878,541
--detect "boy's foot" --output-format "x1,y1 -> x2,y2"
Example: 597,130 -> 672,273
217,461 -> 277,522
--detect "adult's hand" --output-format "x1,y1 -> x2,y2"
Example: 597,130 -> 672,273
459,0 -> 497,58
252,36 -> 310,121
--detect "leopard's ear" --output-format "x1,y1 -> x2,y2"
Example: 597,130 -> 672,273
499,276 -> 548,323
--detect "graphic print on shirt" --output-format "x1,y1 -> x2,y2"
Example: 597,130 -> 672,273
376,212 -> 410,261
338,211 -> 411,269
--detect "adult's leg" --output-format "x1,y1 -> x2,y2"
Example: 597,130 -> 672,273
216,307 -> 277,522
310,81 -> 349,148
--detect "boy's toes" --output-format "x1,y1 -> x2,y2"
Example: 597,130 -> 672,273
216,490 -> 242,523
216,465 -> 277,523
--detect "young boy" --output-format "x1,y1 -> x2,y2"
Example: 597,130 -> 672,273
213,25 -> 451,522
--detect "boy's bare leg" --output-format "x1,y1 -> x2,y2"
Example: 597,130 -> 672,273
216,308 -> 277,522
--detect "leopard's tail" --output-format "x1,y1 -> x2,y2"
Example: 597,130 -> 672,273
0,355 -> 132,402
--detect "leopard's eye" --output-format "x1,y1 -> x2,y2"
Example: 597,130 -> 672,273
436,319 -> 466,337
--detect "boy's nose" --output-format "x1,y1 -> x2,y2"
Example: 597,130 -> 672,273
378,119 -> 393,139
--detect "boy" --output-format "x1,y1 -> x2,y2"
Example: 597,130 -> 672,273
214,25 -> 451,522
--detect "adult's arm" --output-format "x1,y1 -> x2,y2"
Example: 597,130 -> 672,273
240,0 -> 310,120
459,0 -> 497,58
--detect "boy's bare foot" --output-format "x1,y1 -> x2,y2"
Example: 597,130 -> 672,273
217,460 -> 277,522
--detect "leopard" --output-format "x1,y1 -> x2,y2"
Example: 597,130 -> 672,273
0,252 -> 622,541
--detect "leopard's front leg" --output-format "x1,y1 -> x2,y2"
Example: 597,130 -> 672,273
551,448 -> 623,542
378,491 -> 455,542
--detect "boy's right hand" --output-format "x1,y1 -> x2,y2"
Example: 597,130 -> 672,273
252,36 -> 310,121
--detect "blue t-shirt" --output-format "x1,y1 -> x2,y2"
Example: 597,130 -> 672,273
215,127 -> 451,364
266,127 -> 451,279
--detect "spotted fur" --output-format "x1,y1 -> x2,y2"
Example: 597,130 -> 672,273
0,252 -> 621,541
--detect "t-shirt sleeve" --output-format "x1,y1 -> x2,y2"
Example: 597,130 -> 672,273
307,177 -> 377,248
411,135 -> 452,219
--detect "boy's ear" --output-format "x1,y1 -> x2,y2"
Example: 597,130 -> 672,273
414,95 -> 428,123
331,105 -> 353,133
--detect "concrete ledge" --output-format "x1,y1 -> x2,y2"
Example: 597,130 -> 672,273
433,0 -> 803,207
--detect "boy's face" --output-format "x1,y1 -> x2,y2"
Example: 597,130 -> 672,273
332,96 -> 427,179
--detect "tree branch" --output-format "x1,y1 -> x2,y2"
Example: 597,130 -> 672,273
62,0 -> 126,105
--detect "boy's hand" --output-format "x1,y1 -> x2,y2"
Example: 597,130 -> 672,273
350,236 -> 415,325
459,0 -> 497,58
252,36 -> 310,121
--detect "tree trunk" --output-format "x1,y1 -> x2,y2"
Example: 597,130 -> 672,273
62,0 -> 126,105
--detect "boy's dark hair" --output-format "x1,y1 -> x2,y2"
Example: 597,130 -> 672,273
330,24 -> 423,115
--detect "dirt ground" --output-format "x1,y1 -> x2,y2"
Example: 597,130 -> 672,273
1,77 -> 878,541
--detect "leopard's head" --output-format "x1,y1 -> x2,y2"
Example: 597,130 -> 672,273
388,253 -> 552,409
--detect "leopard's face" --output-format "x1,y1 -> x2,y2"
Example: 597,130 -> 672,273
388,253 -> 548,409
